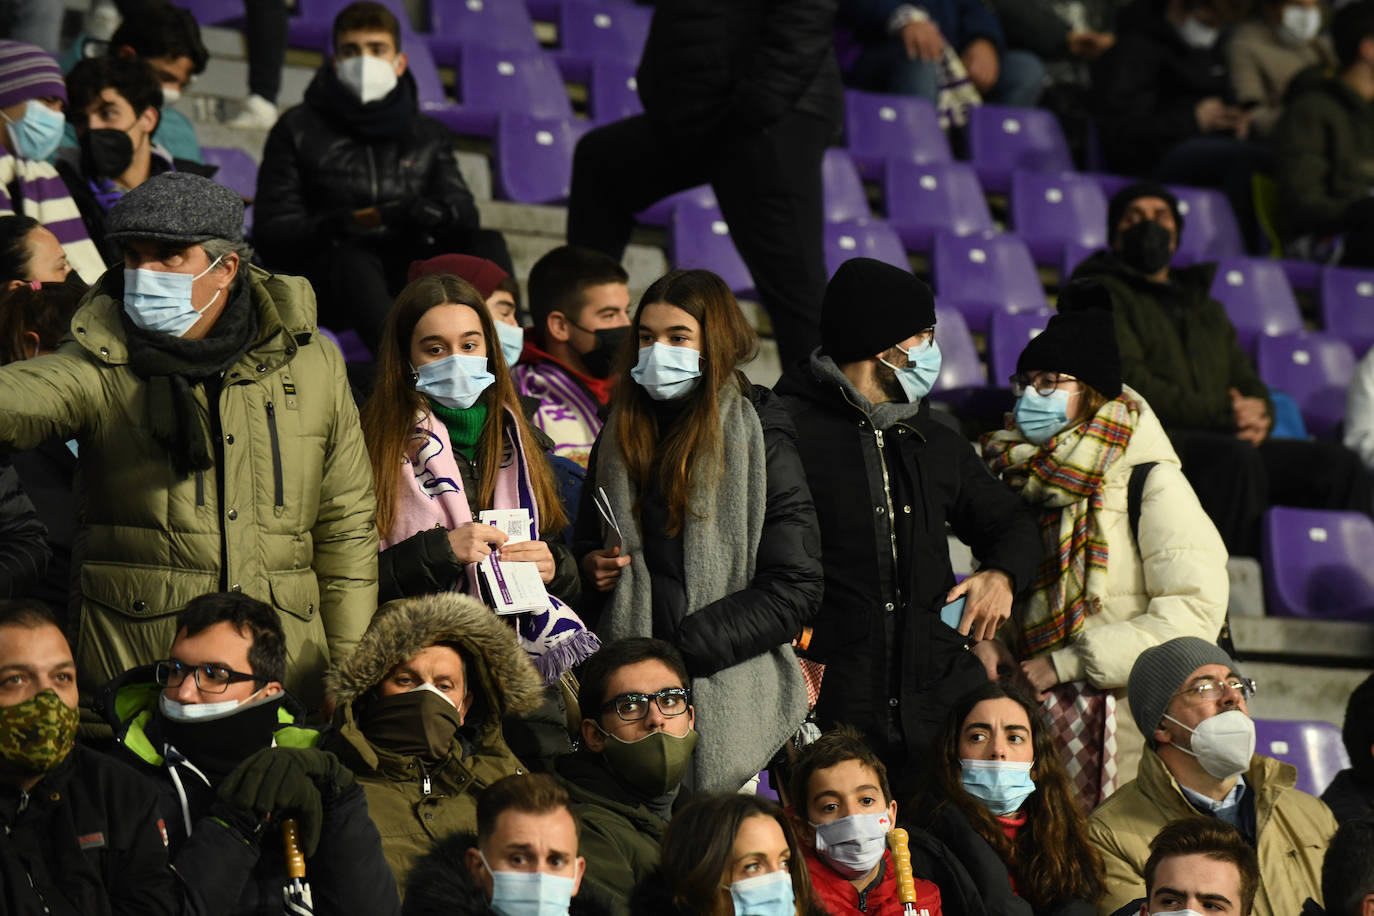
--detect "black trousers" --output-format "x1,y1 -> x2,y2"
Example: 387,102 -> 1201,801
301,227 -> 511,353
243,0 -> 289,103
567,110 -> 830,370
1170,429 -> 1373,557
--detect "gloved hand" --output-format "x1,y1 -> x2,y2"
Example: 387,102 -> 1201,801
216,747 -> 354,856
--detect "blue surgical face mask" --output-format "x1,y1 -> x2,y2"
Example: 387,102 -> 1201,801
630,342 -> 702,401
479,851 -> 578,916
1013,387 -> 1073,446
3,99 -> 66,162
879,337 -> 942,403
960,758 -> 1037,816
728,870 -> 794,916
496,320 -> 524,368
414,352 -> 495,410
123,255 -> 226,337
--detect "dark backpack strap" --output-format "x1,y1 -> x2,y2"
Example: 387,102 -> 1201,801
1127,461 -> 1156,553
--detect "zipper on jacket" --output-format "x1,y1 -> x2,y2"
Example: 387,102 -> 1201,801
421,772 -> 432,797
873,428 -> 902,609
366,147 -> 379,203
195,469 -> 205,507
265,402 -> 284,510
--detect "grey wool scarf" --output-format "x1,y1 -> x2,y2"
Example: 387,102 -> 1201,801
596,383 -> 808,793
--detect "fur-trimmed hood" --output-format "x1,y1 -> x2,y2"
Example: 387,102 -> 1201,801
326,593 -> 543,718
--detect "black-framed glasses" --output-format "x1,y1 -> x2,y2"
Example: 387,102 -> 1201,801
1173,676 -> 1257,703
155,659 -> 265,694
1010,371 -> 1080,398
601,688 -> 692,722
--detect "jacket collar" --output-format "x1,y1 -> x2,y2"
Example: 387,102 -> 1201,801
780,349 -> 929,436
1136,744 -> 1296,831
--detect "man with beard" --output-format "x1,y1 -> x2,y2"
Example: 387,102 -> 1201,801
96,591 -> 401,915
774,258 -> 1041,790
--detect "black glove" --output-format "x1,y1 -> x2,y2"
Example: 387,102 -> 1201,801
216,747 -> 354,856
379,196 -> 448,232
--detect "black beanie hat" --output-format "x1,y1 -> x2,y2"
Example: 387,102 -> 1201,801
1016,281 -> 1123,398
821,258 -> 937,364
1107,181 -> 1183,246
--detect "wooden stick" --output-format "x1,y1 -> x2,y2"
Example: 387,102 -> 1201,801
282,818 -> 306,880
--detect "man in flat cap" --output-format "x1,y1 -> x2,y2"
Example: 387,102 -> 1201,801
774,257 -> 1041,789
0,171 -> 378,708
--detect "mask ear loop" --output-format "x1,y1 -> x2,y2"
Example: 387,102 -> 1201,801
407,362 -> 419,385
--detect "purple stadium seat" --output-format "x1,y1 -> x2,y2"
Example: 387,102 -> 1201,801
884,160 -> 992,252
588,57 -> 642,124
966,105 -> 1073,195
200,147 -> 258,201
669,205 -> 755,298
1321,266 -> 1374,355
823,148 -> 870,223
319,327 -> 373,363
1208,257 -> 1303,355
438,44 -> 572,137
1253,719 -> 1351,797
493,114 -> 589,204
636,185 -> 718,228
1280,259 -> 1322,293
933,305 -> 987,392
843,89 -> 950,181
1010,170 -> 1109,267
177,0 -> 244,26
291,0 -> 418,51
429,0 -> 537,64
1081,172 -> 1135,201
1062,240 -> 1100,279
988,307 -> 1054,386
554,0 -> 652,83
824,219 -> 908,276
1255,332 -> 1355,439
1262,506 -> 1374,621
1170,185 -> 1244,267
932,230 -> 1048,332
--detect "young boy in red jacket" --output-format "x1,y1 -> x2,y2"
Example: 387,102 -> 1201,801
789,728 -> 944,916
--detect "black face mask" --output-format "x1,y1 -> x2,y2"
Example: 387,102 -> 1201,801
356,688 -> 464,762
577,324 -> 631,378
80,127 -> 135,179
1117,220 -> 1174,276
154,693 -> 285,781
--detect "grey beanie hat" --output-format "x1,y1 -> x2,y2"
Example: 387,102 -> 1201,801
106,172 -> 245,245
1128,636 -> 1242,747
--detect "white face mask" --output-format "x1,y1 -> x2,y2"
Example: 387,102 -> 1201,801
161,84 -> 182,104
1278,5 -> 1322,44
1177,14 -> 1220,49
337,53 -> 399,104
409,681 -> 457,708
158,684 -> 268,722
1163,708 -> 1256,779
811,811 -> 892,879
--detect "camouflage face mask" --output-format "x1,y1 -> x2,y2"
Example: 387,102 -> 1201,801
0,689 -> 78,775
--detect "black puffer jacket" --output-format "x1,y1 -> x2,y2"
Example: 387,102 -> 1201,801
774,356 -> 1041,766
1321,768 -> 1374,825
636,0 -> 843,140
255,65 -> 479,267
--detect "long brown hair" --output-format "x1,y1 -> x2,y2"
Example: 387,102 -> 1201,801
659,793 -> 817,916
610,270 -> 758,536
927,682 -> 1104,908
360,273 -> 568,540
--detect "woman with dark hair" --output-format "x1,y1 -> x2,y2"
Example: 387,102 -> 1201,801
0,214 -> 72,287
574,269 -> 823,793
360,273 -> 598,686
632,793 -> 827,916
918,681 -> 1103,916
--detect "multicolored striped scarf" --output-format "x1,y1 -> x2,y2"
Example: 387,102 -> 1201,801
980,394 -> 1138,656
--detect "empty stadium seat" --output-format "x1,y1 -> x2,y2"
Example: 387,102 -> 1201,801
441,44 -> 573,137
1255,332 -> 1356,439
588,57 -> 642,124
988,307 -> 1054,386
1061,239 -> 1100,279
200,147 -> 258,202
1321,266 -> 1374,355
668,205 -> 754,298
823,219 -> 908,276
429,0 -> 537,64
1262,507 -> 1374,621
884,160 -> 992,252
1253,719 -> 1351,797
636,185 -> 718,228
966,105 -> 1073,194
492,113 -> 589,204
932,230 -> 1048,332
843,90 -> 950,181
1208,258 -> 1303,355
1010,170 -> 1109,268
933,306 -> 988,393
823,148 -> 871,223
554,0 -> 652,83
1170,185 -> 1245,266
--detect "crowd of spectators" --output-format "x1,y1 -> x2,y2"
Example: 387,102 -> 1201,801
4,1 -> 1374,915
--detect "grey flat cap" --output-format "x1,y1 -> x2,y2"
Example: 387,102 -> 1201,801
106,172 -> 244,245
1128,636 -> 1242,748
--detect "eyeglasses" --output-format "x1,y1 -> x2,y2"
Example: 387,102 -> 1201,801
1173,676 -> 1257,704
601,688 -> 692,722
155,659 -> 265,694
1009,372 -> 1079,398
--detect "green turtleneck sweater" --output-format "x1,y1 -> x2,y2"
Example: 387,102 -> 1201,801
429,400 -> 488,462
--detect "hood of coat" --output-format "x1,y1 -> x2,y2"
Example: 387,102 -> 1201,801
326,592 -> 544,722
1118,386 -> 1182,470
66,264 -> 319,368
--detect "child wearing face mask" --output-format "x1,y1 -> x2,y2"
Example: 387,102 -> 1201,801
917,683 -> 1104,916
979,284 -> 1228,811
572,269 -> 824,795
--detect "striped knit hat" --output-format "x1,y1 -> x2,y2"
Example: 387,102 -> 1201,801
0,41 -> 67,110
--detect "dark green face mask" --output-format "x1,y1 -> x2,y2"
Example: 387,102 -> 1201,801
600,728 -> 698,797
358,688 -> 464,762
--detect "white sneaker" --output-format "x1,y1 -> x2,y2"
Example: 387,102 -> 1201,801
86,1 -> 121,41
226,94 -> 279,130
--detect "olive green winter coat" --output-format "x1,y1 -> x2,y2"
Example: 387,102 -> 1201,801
0,266 -> 378,705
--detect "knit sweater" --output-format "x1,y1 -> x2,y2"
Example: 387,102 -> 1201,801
0,153 -> 104,282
